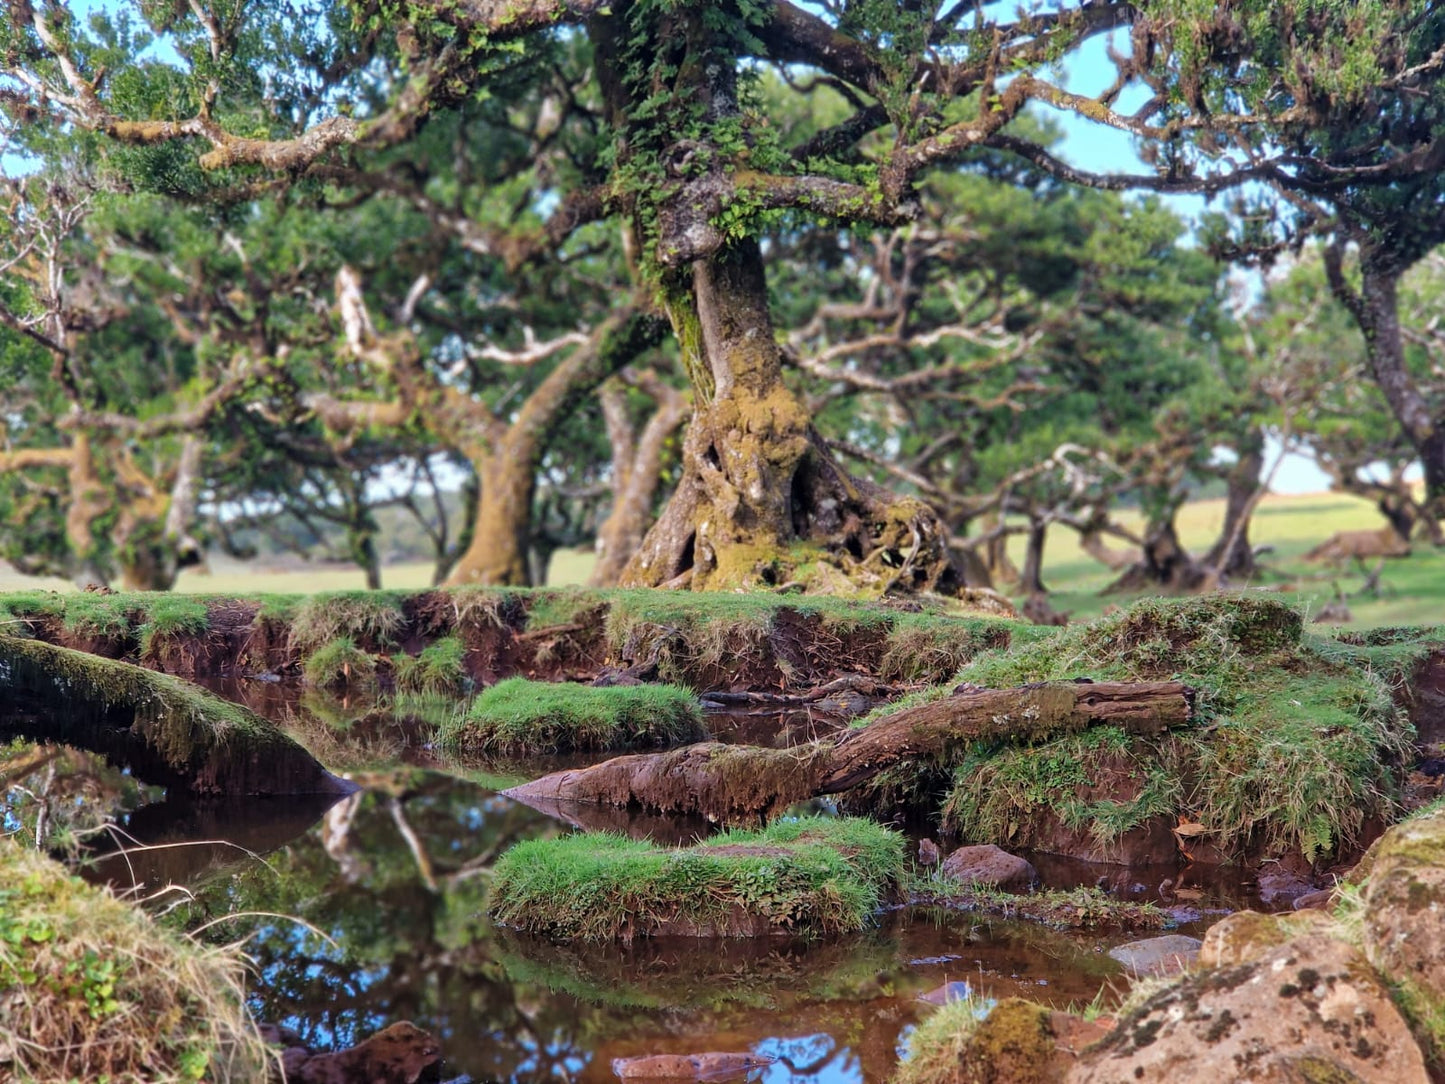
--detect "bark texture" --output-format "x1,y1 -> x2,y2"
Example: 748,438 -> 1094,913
620,244 -> 961,595
505,680 -> 1193,822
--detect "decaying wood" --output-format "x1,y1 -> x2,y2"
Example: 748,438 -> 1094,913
505,680 -> 1193,822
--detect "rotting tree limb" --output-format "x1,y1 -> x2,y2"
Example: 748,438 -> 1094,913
504,680 -> 1193,822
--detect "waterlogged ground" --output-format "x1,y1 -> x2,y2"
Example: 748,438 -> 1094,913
4,687 -> 1261,1084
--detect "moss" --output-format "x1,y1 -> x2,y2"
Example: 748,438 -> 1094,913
441,677 -> 704,754
943,596 -> 1414,861
302,637 -> 378,689
909,879 -> 1168,932
0,635 -> 332,795
0,839 -> 270,1082
392,635 -> 467,695
488,816 -> 905,940
897,997 -> 1057,1084
896,993 -> 996,1084
942,726 -> 1181,852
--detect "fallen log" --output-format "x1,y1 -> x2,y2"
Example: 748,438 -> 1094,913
505,680 -> 1193,822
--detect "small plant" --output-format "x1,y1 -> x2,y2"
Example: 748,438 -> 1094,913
303,637 -> 378,688
0,840 -> 270,1082
392,635 -> 467,695
441,677 -> 705,754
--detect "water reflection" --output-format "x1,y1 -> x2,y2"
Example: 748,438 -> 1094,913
6,688 -> 1181,1084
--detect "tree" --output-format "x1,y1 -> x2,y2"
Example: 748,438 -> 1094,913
989,2 -> 1445,528
1,0 -> 1173,595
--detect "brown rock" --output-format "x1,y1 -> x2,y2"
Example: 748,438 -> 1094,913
1292,887 -> 1335,911
290,1022 -> 440,1084
941,845 -> 1037,890
1197,910 -> 1336,969
1067,933 -> 1429,1083
612,1052 -> 777,1079
1361,805 -> 1445,1019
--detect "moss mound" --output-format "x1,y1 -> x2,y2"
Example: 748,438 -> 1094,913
489,816 -> 904,939
442,677 -> 705,754
939,595 -> 1415,862
0,635 -> 342,795
0,840 -> 269,1083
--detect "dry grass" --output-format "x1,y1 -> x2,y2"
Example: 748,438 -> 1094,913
0,839 -> 271,1083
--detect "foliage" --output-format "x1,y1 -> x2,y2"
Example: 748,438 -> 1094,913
0,839 -> 270,1083
442,677 -> 704,754
488,816 -> 905,940
303,636 -> 378,689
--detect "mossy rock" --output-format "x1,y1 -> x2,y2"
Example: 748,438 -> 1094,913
442,677 -> 705,754
489,816 -> 904,940
897,997 -> 1071,1084
1361,803 -> 1445,1059
0,839 -> 269,1082
0,635 -> 349,795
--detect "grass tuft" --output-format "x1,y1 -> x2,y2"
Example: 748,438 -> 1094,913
440,677 -> 704,754
392,635 -> 467,695
0,839 -> 271,1083
287,591 -> 406,653
302,637 -> 377,689
895,993 -> 997,1084
489,816 -> 905,940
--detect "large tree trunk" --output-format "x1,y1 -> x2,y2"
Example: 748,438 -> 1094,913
446,310 -> 665,586
1018,519 -> 1048,595
1204,429 -> 1264,579
621,244 -> 960,595
505,680 -> 1193,822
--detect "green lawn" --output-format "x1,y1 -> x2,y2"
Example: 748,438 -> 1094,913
2,492 -> 1437,629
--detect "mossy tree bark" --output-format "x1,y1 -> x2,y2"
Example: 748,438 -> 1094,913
620,243 -> 961,595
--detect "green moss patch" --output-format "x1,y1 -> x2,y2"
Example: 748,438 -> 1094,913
0,635 -> 338,795
489,816 -> 905,939
392,635 -> 467,695
937,596 -> 1414,861
442,677 -> 704,754
0,839 -> 269,1082
910,880 -> 1169,932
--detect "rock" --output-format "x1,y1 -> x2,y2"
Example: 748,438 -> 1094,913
1067,933 -> 1429,1083
1255,867 -> 1315,908
286,1022 -> 441,1084
941,845 -> 1037,890
1361,805 -> 1445,1022
1197,910 -> 1336,969
1293,887 -> 1335,911
1106,935 -> 1202,976
612,1053 -> 777,1080
918,980 -> 974,1006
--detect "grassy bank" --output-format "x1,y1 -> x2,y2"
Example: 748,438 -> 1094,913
489,816 -> 905,939
0,840 -> 269,1082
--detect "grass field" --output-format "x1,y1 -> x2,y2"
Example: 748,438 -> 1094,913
1,491 -> 1438,629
